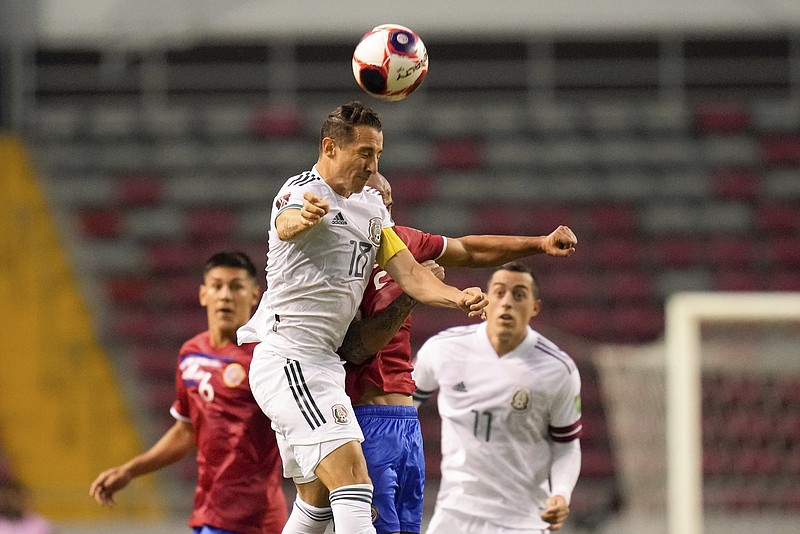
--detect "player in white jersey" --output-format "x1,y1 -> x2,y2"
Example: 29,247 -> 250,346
238,101 -> 488,534
413,262 -> 582,534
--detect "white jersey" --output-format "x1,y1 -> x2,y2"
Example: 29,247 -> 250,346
238,165 -> 393,363
412,322 -> 582,529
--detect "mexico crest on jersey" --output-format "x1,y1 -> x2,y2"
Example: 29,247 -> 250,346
368,217 -> 382,247
331,404 -> 351,425
510,387 -> 532,411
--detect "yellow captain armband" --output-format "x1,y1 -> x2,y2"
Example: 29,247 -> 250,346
376,226 -> 408,268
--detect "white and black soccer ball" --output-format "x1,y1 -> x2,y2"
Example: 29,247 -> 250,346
352,24 -> 429,102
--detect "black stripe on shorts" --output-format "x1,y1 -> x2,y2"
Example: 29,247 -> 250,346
284,359 -> 327,429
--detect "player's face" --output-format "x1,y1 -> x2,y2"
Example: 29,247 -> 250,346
484,269 -> 541,340
330,125 -> 383,194
200,267 -> 260,336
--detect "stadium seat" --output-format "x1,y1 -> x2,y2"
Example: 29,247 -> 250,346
249,106 -> 306,138
602,270 -> 655,302
580,448 -> 616,478
583,204 -> 637,236
711,169 -> 760,201
111,311 -> 162,343
145,241 -> 207,273
433,138 -> 485,169
116,172 -> 165,206
185,208 -> 238,239
555,307 -> 607,340
694,102 -> 749,134
760,136 -> 800,165
607,305 -> 664,342
158,274 -> 202,309
705,236 -> 756,266
713,268 -> 766,292
649,236 -> 704,266
133,347 -> 177,381
766,236 -> 800,266
78,208 -> 122,239
105,275 -> 150,306
756,202 -> 800,233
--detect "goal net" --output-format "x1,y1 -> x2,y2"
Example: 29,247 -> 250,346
595,292 -> 800,534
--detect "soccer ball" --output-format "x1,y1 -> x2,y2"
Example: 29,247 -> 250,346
352,24 -> 428,102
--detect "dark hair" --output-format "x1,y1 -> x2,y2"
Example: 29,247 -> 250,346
320,101 -> 382,148
494,261 -> 540,299
203,251 -> 259,281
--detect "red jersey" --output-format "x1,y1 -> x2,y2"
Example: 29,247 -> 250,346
171,332 -> 288,534
345,226 -> 445,401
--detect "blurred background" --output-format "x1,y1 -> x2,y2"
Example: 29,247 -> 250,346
1,1 -> 799,533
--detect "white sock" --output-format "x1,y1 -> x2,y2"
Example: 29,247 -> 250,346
282,494 -> 333,534
328,483 -> 375,534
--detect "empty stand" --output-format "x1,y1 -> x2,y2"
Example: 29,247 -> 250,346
24,33 -> 800,522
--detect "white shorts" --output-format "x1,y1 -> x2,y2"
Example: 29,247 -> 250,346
249,343 -> 364,479
427,507 -> 548,534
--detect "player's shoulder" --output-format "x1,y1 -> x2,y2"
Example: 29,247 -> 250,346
529,331 -> 578,374
393,225 -> 445,258
282,169 -> 322,189
425,324 -> 479,346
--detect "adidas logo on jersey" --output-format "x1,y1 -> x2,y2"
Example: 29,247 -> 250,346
331,212 -> 347,225
452,381 -> 467,392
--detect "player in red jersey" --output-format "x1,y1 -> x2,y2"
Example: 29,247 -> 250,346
90,251 -> 288,534
337,173 -> 578,534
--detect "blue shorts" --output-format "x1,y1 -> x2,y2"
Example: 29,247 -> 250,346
193,527 -> 238,534
355,404 -> 425,534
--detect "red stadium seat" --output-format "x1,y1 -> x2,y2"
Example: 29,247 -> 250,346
713,268 -> 766,292
159,275 -> 202,308
556,307 -> 607,340
711,169 -> 760,201
105,275 -> 150,306
116,172 -> 164,206
249,106 -> 306,138
579,448 -> 616,478
111,311 -> 162,343
649,236 -> 704,266
766,236 -> 800,266
760,136 -> 800,165
388,172 -> 437,204
705,236 -> 756,266
78,208 -> 122,239
433,138 -> 485,169
586,239 -> 643,268
602,270 -> 655,301
185,208 -> 238,239
584,204 -> 638,236
756,203 -> 800,233
694,102 -> 749,134
608,305 -> 664,342
133,347 -> 177,380
145,241 -> 207,272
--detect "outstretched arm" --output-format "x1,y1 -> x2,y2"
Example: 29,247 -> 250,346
439,225 -> 578,267
338,260 -> 445,364
384,249 -> 486,317
89,420 -> 195,507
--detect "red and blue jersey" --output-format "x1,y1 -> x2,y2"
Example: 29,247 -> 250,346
171,332 -> 287,534
345,225 -> 445,401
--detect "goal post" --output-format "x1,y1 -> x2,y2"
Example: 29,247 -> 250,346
664,292 -> 800,534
